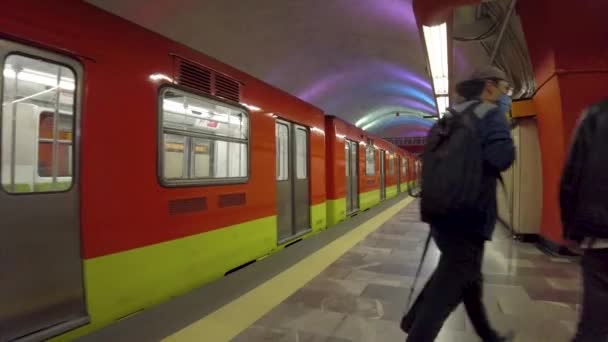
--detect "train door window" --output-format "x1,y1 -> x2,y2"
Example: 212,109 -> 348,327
160,88 -> 249,185
0,42 -> 88,342
275,120 -> 310,243
345,139 -> 359,214
402,158 -> 408,177
2,54 -> 75,193
365,139 -> 375,176
389,154 -> 395,176
295,127 -> 307,179
379,150 -> 386,200
276,123 -> 289,180
345,143 -> 349,176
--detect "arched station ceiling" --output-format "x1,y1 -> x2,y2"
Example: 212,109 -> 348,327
86,0 -> 437,137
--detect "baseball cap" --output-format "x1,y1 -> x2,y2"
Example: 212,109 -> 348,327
469,65 -> 509,82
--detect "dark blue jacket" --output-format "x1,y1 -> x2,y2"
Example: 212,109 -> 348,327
437,99 -> 515,240
560,99 -> 608,240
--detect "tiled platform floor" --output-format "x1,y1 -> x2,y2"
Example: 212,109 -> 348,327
234,201 -> 582,342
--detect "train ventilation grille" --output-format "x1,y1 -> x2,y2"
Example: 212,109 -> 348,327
175,57 -> 241,103
168,197 -> 207,215
218,193 -> 246,208
176,59 -> 212,95
214,74 -> 241,103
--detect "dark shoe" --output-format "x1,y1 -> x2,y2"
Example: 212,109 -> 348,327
400,313 -> 412,333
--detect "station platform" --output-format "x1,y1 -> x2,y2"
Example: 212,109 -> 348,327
78,196 -> 582,342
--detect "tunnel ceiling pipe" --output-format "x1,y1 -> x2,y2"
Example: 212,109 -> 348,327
489,0 -> 517,64
361,111 -> 431,131
355,104 -> 432,128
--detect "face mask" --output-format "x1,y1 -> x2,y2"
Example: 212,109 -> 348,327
497,93 -> 512,113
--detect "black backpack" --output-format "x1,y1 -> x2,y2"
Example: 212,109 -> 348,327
420,102 -> 484,224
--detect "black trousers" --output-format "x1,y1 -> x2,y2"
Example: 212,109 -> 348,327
572,248 -> 608,342
401,229 -> 500,342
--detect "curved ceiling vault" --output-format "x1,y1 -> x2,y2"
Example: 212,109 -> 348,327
87,0 -> 436,137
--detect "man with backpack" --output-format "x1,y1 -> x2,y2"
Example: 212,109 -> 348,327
401,66 -> 515,342
560,99 -> 608,342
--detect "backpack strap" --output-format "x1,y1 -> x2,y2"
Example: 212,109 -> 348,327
446,100 -> 481,118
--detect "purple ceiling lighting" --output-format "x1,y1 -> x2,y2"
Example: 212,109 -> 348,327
361,110 -> 434,130
369,119 -> 432,137
354,98 -> 437,128
321,89 -> 437,118
353,0 -> 418,31
297,60 -> 432,103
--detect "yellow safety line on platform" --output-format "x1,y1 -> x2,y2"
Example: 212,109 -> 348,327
163,196 -> 414,342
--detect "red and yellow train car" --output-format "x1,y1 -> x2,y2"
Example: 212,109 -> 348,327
325,116 -> 415,226
0,2 -> 329,340
373,136 -> 401,201
396,147 -> 414,194
0,2 -> 421,341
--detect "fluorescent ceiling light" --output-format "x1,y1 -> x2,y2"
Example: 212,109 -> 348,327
436,95 -> 449,118
423,22 -> 449,117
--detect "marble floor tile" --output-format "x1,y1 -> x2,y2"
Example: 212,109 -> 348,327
305,277 -> 369,296
360,283 -> 409,303
318,265 -> 352,280
345,269 -> 412,288
237,200 -> 582,342
232,325 -> 293,342
332,316 -> 407,342
233,325 -> 354,342
278,308 -> 347,336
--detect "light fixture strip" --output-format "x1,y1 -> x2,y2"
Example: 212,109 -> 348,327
423,22 -> 450,116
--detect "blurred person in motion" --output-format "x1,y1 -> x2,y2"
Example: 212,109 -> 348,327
560,99 -> 608,342
401,66 -> 515,342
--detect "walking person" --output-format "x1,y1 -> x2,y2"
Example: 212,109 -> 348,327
401,66 -> 515,342
560,99 -> 608,342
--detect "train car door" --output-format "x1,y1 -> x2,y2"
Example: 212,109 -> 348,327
0,42 -> 88,341
379,150 -> 386,200
402,157 -> 409,193
276,120 -> 310,243
397,156 -> 402,193
345,140 -> 359,215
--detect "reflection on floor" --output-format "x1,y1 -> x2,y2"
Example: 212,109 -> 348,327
234,200 -> 582,342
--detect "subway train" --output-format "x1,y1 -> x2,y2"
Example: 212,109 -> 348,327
0,2 -> 420,341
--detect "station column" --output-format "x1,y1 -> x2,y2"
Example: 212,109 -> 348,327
517,0 -> 608,250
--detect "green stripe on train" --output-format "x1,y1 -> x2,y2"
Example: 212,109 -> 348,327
52,202 -> 327,341
359,189 -> 381,211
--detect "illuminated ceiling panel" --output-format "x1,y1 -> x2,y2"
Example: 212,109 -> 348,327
87,0 -> 436,137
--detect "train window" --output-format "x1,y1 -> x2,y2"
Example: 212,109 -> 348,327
389,154 -> 395,176
163,134 -> 187,179
2,54 -> 75,193
276,123 -> 289,181
161,88 -> 248,185
295,128 -> 307,179
345,143 -> 349,177
402,158 -> 408,177
365,143 -> 375,176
